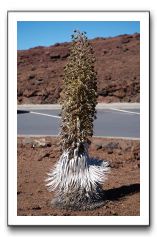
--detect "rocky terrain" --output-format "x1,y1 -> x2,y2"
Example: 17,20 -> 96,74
17,33 -> 140,104
17,137 -> 140,216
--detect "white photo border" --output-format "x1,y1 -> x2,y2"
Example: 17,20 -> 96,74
8,11 -> 150,226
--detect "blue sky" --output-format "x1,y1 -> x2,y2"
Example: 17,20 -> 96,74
17,21 -> 140,50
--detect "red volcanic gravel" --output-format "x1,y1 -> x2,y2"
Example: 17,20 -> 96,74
17,137 -> 140,216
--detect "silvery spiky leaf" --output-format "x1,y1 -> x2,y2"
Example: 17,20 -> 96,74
46,148 -> 110,210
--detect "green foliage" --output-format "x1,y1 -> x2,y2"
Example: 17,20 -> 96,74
60,30 -> 97,155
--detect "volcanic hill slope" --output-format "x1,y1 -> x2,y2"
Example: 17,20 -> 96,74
17,33 -> 140,104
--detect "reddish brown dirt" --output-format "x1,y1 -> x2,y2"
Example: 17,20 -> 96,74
17,33 -> 140,104
17,137 -> 140,216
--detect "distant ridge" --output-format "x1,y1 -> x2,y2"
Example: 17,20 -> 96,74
17,33 -> 140,104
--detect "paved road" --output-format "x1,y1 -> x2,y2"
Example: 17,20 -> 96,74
17,107 -> 140,139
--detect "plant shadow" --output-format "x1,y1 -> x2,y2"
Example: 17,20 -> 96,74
103,183 -> 140,201
17,110 -> 30,114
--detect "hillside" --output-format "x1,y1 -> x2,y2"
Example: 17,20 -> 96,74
17,33 -> 140,104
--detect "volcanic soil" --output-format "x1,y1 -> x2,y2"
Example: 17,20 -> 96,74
17,137 -> 140,216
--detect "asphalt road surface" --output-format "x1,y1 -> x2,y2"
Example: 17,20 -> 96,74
17,107 -> 140,139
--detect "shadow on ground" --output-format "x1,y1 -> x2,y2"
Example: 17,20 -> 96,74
17,110 -> 30,114
104,183 -> 140,201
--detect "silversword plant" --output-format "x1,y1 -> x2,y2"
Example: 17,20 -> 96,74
46,30 -> 109,210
